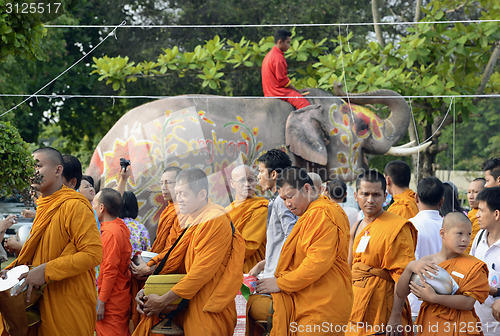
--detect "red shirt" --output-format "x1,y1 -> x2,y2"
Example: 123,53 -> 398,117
261,46 -> 292,97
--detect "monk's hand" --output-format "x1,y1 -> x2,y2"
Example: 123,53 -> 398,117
492,298 -> 500,322
0,270 -> 7,280
21,209 -> 36,219
16,263 -> 46,302
409,260 -> 439,283
385,312 -> 403,336
409,280 -> 436,303
130,261 -> 154,280
248,260 -> 265,277
143,294 -> 167,317
97,299 -> 105,321
136,289 -> 146,314
256,277 -> 280,294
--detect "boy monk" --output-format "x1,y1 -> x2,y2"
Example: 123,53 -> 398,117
347,170 -> 417,336
0,147 -> 102,336
392,212 -> 489,336
94,188 -> 133,336
256,167 -> 352,335
226,165 -> 268,273
261,29 -> 310,109
466,178 -> 486,253
133,168 -> 245,335
384,160 -> 418,219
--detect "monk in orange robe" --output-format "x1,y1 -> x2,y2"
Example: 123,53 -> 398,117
226,165 -> 268,273
384,160 -> 418,219
129,167 -> 182,329
392,212 -> 489,336
465,178 -> 486,253
132,168 -> 245,336
347,170 -> 417,336
0,147 -> 102,336
94,189 -> 133,336
261,29 -> 310,109
256,167 -> 353,335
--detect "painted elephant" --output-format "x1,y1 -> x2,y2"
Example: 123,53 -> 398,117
87,85 -> 428,237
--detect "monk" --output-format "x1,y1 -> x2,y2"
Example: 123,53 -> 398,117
94,188 -> 133,336
261,29 -> 310,109
246,149 -> 296,336
384,160 -> 418,219
466,178 -> 486,253
391,212 -> 489,336
482,157 -> 500,188
347,170 -> 417,336
226,165 -> 268,273
129,166 -> 182,329
133,168 -> 245,336
0,147 -> 102,336
256,167 -> 352,335
470,187 -> 500,335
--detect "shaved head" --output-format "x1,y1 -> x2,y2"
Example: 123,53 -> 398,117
33,147 -> 63,166
307,173 -> 322,192
442,212 -> 471,230
231,165 -> 257,200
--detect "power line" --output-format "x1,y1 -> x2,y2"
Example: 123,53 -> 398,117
44,19 -> 500,29
0,94 -> 499,99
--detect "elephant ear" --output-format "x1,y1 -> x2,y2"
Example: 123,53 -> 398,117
285,104 -> 332,166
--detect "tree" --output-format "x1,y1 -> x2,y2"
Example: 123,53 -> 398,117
91,0 -> 499,177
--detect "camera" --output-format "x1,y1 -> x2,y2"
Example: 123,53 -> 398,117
120,158 -> 131,172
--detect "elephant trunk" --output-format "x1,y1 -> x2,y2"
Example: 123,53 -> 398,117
334,84 -> 410,154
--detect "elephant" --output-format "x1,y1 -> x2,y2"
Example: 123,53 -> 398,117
87,84 -> 429,237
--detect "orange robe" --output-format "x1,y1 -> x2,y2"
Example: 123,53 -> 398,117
348,211 -> 417,336
130,203 -> 180,329
151,202 -> 178,253
387,189 -> 419,220
225,197 -> 268,273
132,201 -> 245,336
4,186 -> 102,336
466,208 -> 479,254
416,254 -> 489,336
96,218 -> 133,336
271,196 -> 353,336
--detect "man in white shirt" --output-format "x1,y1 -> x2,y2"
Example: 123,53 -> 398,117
408,176 -> 445,319
470,187 -> 500,335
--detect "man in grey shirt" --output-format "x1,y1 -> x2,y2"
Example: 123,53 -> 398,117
246,149 -> 297,334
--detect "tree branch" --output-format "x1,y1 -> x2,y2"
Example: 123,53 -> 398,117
445,1 -> 471,14
371,0 -> 385,48
474,41 -> 500,103
414,0 -> 423,22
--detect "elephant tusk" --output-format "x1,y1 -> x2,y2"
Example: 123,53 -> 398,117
385,141 -> 432,156
393,140 -> 416,149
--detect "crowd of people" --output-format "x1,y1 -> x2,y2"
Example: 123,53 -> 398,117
0,146 -> 498,336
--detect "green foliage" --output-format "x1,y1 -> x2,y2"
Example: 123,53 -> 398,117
0,121 -> 35,197
0,0 -> 47,60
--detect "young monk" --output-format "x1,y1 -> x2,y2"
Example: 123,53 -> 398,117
384,160 -> 418,219
226,165 -> 268,273
466,178 -> 486,253
391,212 -> 490,336
94,188 -> 133,336
133,168 -> 245,336
0,147 -> 102,336
256,167 -> 352,335
347,170 -> 417,336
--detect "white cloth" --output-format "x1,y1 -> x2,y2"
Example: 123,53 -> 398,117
470,229 -> 500,336
408,210 -> 443,317
339,203 -> 359,228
